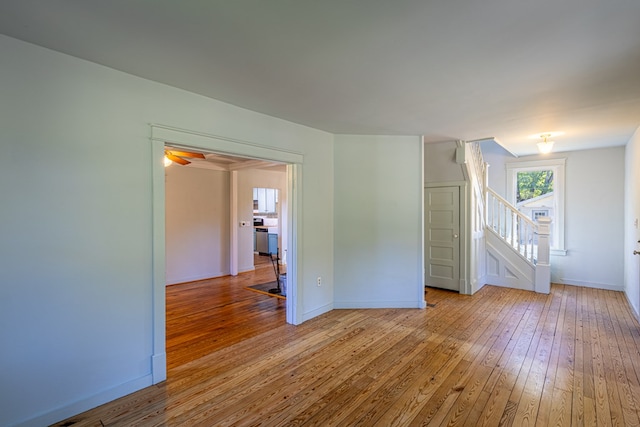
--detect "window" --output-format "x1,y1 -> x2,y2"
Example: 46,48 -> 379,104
531,210 -> 549,221
506,158 -> 566,255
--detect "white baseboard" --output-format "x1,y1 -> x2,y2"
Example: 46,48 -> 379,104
486,280 -> 533,291
166,271 -> 230,285
469,275 -> 487,295
238,265 -> 256,274
333,300 -> 425,309
625,292 -> 640,324
558,278 -> 624,292
152,352 -> 167,383
302,303 -> 333,322
16,374 -> 153,427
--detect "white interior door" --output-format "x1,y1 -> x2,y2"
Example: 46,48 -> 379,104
425,186 -> 460,291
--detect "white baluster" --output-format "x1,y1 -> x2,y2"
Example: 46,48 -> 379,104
516,216 -> 521,254
497,200 -> 501,237
523,222 -> 528,259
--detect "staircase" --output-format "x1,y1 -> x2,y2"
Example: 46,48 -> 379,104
486,188 -> 537,264
464,141 -> 551,294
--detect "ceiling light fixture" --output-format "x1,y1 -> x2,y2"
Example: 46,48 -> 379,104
163,156 -> 173,167
537,133 -> 555,154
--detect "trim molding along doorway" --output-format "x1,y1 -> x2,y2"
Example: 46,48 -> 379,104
150,124 -> 303,384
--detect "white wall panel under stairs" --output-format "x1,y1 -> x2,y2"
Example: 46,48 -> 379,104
485,228 -> 535,291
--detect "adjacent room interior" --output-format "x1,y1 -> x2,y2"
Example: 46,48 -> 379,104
164,148 -> 289,369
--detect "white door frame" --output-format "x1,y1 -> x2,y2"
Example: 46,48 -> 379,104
150,124 -> 303,384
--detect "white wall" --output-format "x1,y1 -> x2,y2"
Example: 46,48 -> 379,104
624,127 -> 640,317
0,35 -> 334,427
334,135 -> 425,308
165,166 -> 230,284
423,140 -> 465,183
165,166 -> 287,284
484,145 -> 625,290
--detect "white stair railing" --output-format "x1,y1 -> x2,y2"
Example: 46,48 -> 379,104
464,141 -> 487,229
486,187 -> 537,265
468,141 -> 487,194
462,139 -> 551,293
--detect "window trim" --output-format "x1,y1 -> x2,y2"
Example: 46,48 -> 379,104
506,158 -> 567,256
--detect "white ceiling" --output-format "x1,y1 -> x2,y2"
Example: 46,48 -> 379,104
1,0 -> 639,155
165,147 -> 286,171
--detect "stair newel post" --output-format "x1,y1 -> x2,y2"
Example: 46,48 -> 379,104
534,216 -> 552,294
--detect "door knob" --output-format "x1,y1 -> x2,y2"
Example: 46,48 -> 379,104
634,250 -> 640,256
453,234 -> 459,239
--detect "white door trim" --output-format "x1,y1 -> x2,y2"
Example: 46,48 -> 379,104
424,182 -> 468,293
424,185 -> 460,291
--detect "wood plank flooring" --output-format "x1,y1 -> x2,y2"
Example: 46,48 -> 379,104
165,256 -> 285,371
53,280 -> 640,426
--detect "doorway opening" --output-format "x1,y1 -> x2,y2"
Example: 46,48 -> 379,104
150,124 -> 302,384
164,150 -> 289,370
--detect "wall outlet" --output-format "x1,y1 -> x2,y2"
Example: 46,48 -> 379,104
317,276 -> 322,286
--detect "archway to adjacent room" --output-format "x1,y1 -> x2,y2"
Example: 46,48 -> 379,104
150,124 -> 303,383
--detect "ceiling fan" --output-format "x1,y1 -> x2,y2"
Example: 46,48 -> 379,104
164,149 -> 205,166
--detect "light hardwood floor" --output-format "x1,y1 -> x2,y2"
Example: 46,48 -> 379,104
53,276 -> 640,426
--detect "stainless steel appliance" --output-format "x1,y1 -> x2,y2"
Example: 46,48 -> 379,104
255,227 -> 269,254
